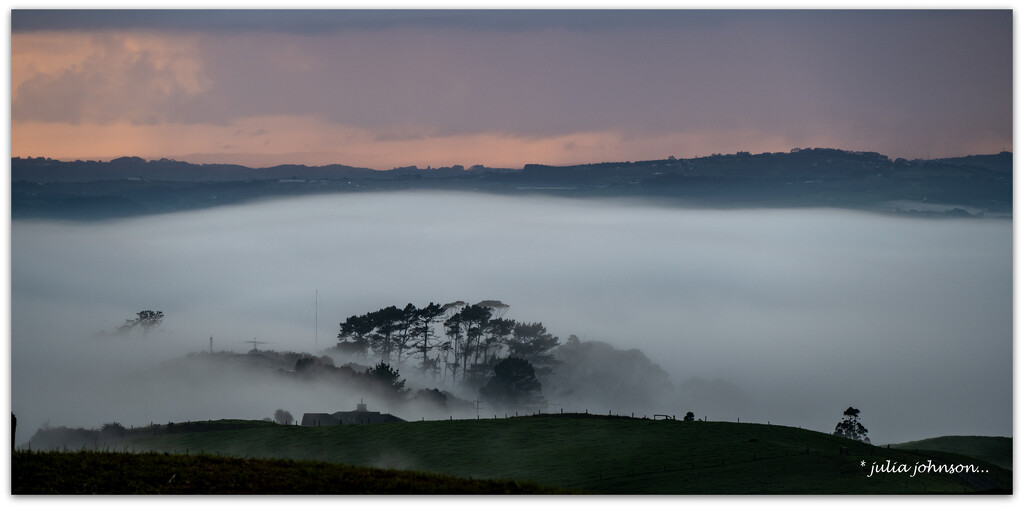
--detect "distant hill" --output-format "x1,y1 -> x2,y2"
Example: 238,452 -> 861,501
30,415 -> 1012,494
892,436 -> 1012,471
11,149 -> 1012,220
10,156 -> 379,182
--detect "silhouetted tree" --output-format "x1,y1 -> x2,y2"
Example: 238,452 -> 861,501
683,412 -> 695,422
443,313 -> 465,384
458,305 -> 492,379
368,306 -> 405,363
393,303 -> 419,364
479,357 -> 545,410
833,407 -> 870,443
100,422 -> 126,437
413,388 -> 448,408
116,310 -> 164,335
507,322 -> 559,373
366,362 -> 406,393
337,313 -> 374,357
136,310 -> 163,333
413,302 -> 445,375
476,300 -> 509,319
482,318 -> 515,365
294,357 -> 317,372
273,409 -> 294,425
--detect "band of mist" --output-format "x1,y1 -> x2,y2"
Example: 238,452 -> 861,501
11,191 -> 1011,445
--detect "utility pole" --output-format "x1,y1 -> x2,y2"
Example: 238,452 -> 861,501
315,289 -> 318,352
243,338 -> 271,352
209,336 -> 213,354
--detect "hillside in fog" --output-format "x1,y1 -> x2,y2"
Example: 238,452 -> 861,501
11,149 -> 1012,220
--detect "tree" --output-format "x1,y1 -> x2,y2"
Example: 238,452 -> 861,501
393,303 -> 420,365
442,313 -> 465,384
116,310 -> 164,336
366,362 -> 406,394
833,407 -> 870,443
479,357 -> 545,410
413,388 -> 448,409
136,310 -> 164,333
482,318 -> 515,365
368,306 -> 405,363
100,422 -> 126,437
413,302 -> 445,375
507,322 -> 559,373
337,313 -> 374,357
683,412 -> 695,422
458,305 -> 492,379
273,409 -> 294,425
476,300 -> 509,319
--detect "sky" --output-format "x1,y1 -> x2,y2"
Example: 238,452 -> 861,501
9,8 -> 1012,169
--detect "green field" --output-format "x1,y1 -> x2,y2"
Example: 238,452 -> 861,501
892,436 -> 1012,472
55,414 -> 1010,494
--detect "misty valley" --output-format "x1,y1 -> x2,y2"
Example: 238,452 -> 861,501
11,190 -> 1011,493
10,7 -> 1013,493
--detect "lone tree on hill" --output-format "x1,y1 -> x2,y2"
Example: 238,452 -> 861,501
833,407 -> 870,443
479,357 -> 545,411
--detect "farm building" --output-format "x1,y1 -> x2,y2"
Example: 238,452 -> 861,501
301,400 -> 405,426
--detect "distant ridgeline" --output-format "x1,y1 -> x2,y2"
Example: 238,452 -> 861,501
11,149 -> 1012,219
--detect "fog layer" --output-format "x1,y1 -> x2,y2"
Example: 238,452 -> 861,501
11,192 -> 1011,444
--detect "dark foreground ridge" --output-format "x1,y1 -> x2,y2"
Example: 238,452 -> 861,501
12,450 -> 566,494
11,149 -> 1011,220
17,415 -> 1012,494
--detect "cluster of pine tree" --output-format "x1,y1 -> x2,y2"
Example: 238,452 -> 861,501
334,300 -> 558,388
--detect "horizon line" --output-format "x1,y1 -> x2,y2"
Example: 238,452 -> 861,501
12,147 -> 1012,172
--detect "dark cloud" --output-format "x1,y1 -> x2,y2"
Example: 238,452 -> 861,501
10,9 -> 736,34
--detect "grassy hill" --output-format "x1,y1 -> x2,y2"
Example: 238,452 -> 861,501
12,450 -> 564,494
77,414 -> 1010,494
892,436 -> 1012,472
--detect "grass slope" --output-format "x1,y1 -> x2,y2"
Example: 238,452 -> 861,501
13,450 -> 565,494
891,436 -> 1012,471
101,414 -> 1009,494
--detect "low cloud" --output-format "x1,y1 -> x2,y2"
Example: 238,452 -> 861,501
10,193 -> 1011,445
